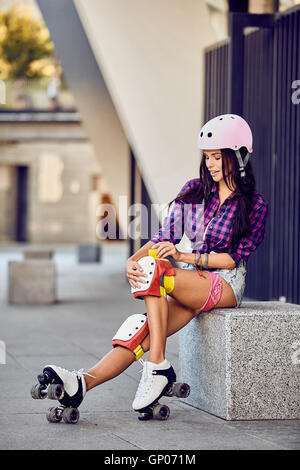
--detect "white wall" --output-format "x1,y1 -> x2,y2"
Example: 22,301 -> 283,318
74,0 -> 217,205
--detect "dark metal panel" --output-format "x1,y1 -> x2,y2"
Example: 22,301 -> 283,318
242,27 -> 274,300
204,43 -> 229,120
204,7 -> 300,303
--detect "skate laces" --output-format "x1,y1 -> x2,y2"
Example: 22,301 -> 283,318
135,360 -> 155,398
138,358 -> 146,374
73,368 -> 96,379
57,366 -> 95,379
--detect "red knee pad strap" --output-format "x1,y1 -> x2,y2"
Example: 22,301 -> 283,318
112,314 -> 149,360
131,256 -> 175,300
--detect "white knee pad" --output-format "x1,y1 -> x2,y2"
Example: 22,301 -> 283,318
112,313 -> 149,360
130,256 -> 175,300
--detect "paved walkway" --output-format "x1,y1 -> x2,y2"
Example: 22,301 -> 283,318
0,242 -> 299,450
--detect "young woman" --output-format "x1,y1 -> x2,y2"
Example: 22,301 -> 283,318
39,114 -> 269,418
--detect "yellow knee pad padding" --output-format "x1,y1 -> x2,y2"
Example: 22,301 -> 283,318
163,275 -> 175,294
148,249 -> 175,296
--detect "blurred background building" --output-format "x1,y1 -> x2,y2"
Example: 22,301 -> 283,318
0,0 -> 299,303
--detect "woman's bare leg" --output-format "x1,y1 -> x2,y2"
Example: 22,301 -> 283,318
144,295 -> 169,364
84,297 -> 195,392
84,269 -> 237,392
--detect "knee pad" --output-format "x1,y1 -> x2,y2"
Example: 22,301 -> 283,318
131,253 -> 175,300
112,313 -> 149,360
149,248 -> 175,294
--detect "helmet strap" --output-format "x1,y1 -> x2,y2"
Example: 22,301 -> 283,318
235,150 -> 249,178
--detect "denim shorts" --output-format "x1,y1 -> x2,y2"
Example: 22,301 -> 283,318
182,258 -> 247,308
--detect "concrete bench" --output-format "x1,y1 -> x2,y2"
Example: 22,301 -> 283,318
178,301 -> 300,420
78,244 -> 102,263
8,261 -> 56,305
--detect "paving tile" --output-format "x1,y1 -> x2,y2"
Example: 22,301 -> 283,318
0,243 -> 299,450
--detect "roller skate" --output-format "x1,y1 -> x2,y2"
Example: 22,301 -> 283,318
30,365 -> 92,424
132,359 -> 190,421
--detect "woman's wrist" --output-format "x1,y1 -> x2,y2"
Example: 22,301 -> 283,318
176,250 -> 184,263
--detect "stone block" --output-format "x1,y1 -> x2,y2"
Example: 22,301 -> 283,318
24,250 -> 54,260
8,261 -> 56,305
178,301 -> 300,420
78,244 -> 101,263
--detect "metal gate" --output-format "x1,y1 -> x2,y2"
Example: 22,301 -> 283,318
204,6 -> 300,303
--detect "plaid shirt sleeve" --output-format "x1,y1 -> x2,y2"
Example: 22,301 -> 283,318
229,201 -> 269,266
151,180 -> 194,245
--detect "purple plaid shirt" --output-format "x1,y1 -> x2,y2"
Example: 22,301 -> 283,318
151,178 -> 269,267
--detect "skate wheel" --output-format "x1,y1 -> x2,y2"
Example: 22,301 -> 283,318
62,407 -> 80,424
138,411 -> 152,421
47,384 -> 65,400
46,407 -> 63,423
37,371 -> 51,385
152,403 -> 170,420
30,384 -> 47,400
172,382 -> 190,398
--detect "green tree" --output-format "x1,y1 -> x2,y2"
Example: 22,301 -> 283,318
0,4 -> 54,79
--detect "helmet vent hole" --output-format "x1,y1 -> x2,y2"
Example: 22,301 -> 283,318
200,132 -> 203,137
207,132 -> 212,138
231,116 -> 235,119
219,118 -> 223,120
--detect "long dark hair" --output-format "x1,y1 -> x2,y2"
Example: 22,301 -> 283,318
170,147 -> 256,252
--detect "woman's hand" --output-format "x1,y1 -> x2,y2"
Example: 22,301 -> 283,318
126,259 -> 148,289
151,242 -> 182,262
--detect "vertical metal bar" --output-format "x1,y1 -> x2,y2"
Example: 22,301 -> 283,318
204,52 -> 209,122
290,11 -> 296,303
286,13 -> 293,302
269,14 -> 277,301
266,28 -> 274,300
223,44 -> 228,113
216,46 -> 220,114
213,47 -> 216,117
141,179 -> 150,247
296,11 -> 300,305
209,49 -> 213,118
228,14 -> 244,114
274,16 -> 281,300
275,15 -> 283,300
293,10 -> 300,304
129,150 -> 136,257
205,50 -> 211,120
267,27 -> 274,299
281,16 -> 288,300
219,44 -> 224,113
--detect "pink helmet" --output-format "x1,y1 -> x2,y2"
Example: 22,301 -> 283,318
197,114 -> 253,177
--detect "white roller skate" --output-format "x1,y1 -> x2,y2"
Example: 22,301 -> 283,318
31,365 -> 94,424
133,359 -> 188,421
